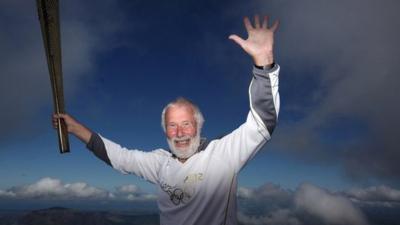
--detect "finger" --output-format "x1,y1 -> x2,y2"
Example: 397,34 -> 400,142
52,114 -> 60,124
270,20 -> 279,32
52,115 -> 60,123
262,15 -> 269,29
254,14 -> 261,28
243,17 -> 253,32
229,34 -> 246,48
53,113 -> 63,118
53,119 -> 59,128
55,113 -> 69,120
53,113 -> 68,125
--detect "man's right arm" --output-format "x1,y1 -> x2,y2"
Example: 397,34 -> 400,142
52,114 -> 165,184
92,134 -> 167,184
52,113 -> 111,165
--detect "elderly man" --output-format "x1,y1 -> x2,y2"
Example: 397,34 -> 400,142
53,15 -> 280,225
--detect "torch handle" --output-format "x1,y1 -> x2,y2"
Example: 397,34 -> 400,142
57,117 -> 70,153
52,58 -> 69,154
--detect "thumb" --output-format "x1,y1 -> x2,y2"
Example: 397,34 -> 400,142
229,34 -> 245,48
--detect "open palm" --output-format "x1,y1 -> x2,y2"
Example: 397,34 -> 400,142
229,15 -> 279,66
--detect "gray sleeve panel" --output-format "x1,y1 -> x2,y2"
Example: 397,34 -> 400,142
250,64 -> 279,134
86,133 -> 112,166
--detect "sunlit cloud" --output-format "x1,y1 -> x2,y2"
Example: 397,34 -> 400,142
295,183 -> 368,225
5,177 -> 108,200
238,209 -> 301,225
0,177 -> 155,202
2,178 -> 400,224
345,185 -> 400,207
0,189 -> 16,198
237,182 -> 386,225
114,184 -> 157,201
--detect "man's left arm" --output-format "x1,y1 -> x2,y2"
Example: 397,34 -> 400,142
249,64 -> 280,139
211,65 -> 279,172
209,15 -> 280,171
229,14 -> 280,138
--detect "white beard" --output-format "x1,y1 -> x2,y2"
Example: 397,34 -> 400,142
167,133 -> 201,159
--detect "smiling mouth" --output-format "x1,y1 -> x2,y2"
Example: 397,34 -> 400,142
174,139 -> 190,147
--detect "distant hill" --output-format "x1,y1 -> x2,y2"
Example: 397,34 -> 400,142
0,207 -> 159,225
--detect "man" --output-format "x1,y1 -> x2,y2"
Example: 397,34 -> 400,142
53,15 -> 280,225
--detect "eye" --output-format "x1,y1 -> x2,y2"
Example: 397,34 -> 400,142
182,121 -> 195,129
182,121 -> 191,128
167,123 -> 177,130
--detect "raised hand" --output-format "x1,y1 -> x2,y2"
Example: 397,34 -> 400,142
52,113 -> 92,144
229,15 -> 279,67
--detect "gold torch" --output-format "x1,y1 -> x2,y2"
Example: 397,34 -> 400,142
37,0 -> 70,153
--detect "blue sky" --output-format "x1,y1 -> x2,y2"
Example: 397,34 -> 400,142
1,0 -> 400,224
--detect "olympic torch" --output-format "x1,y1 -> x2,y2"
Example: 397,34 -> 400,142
37,0 -> 70,153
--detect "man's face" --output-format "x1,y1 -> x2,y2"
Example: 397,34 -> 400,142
165,104 -> 199,159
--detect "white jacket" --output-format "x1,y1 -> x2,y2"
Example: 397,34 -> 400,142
87,64 -> 280,225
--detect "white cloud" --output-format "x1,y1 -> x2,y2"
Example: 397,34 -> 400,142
114,184 -> 157,201
0,189 -> 16,198
141,193 -> 157,200
238,182 -> 376,225
65,182 -> 108,199
238,183 -> 292,204
0,177 -> 155,202
238,186 -> 253,199
295,183 -> 368,225
124,193 -> 157,201
116,184 -> 141,194
238,210 -> 302,225
8,177 -> 108,200
345,185 -> 400,207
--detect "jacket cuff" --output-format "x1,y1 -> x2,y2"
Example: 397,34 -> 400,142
253,63 -> 279,75
86,133 -> 112,166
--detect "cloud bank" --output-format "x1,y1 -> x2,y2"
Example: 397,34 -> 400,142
0,177 -> 155,202
2,178 -> 400,224
295,183 -> 368,225
237,182 -> 400,225
345,185 -> 400,207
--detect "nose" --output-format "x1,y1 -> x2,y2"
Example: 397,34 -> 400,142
176,126 -> 184,137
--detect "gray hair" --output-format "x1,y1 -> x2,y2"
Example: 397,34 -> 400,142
161,97 -> 205,134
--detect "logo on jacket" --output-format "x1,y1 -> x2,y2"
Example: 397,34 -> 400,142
160,173 -> 204,205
